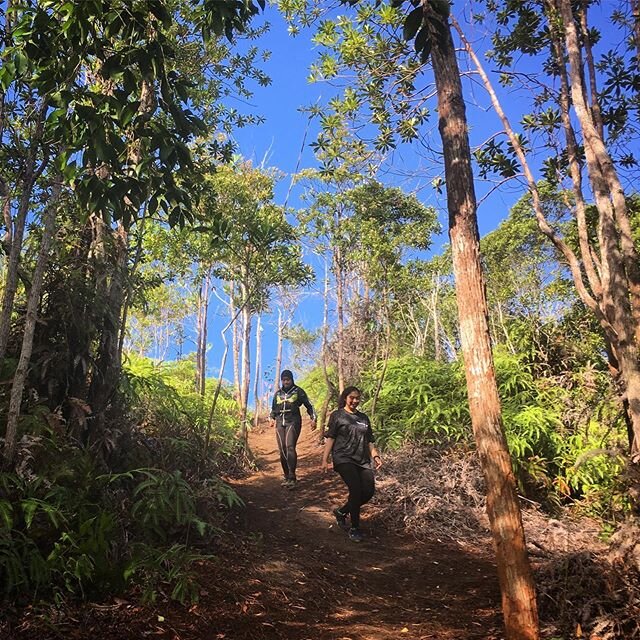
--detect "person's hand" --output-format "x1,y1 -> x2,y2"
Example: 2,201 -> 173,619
373,455 -> 383,470
321,458 -> 330,473
269,419 -> 275,428
310,418 -> 317,431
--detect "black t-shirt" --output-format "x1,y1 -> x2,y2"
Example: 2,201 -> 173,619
326,408 -> 375,468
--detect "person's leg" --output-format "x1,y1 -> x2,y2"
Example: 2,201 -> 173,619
274,423 -> 290,479
358,467 -> 375,507
284,421 -> 302,481
335,463 -> 364,528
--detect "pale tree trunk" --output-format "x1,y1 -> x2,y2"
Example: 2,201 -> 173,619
239,281 -> 252,448
195,267 -> 212,396
427,5 -> 539,639
370,291 -> 391,420
0,103 -> 47,364
230,281 -> 241,404
334,247 -> 345,393
204,292 -> 245,458
3,182 -> 60,467
253,315 -> 262,429
318,257 -> 336,434
557,0 -> 640,330
274,307 -> 284,391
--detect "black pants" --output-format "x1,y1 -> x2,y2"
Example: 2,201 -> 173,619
275,420 -> 301,480
335,463 -> 375,528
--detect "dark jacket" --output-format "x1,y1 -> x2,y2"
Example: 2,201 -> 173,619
270,385 -> 316,427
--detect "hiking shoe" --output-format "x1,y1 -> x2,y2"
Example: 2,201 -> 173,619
287,478 -> 297,490
348,527 -> 364,543
280,478 -> 291,487
333,508 -> 348,530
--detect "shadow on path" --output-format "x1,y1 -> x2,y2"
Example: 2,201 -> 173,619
217,421 -> 504,640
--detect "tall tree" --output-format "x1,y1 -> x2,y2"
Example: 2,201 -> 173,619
469,0 -> 640,458
280,1 -> 540,636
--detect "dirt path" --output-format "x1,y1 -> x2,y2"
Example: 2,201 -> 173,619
3,422 -> 505,640
207,421 -> 504,640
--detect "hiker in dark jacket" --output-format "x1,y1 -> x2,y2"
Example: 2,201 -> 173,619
270,369 -> 316,488
321,385 -> 382,542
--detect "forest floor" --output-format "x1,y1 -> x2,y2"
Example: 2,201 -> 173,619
5,422 -> 509,640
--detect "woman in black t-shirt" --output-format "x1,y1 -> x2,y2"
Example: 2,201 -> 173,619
321,386 -> 383,542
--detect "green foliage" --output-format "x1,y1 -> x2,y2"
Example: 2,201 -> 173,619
360,356 -> 471,449
0,353 -> 244,604
359,349 -> 631,518
124,543 -> 208,604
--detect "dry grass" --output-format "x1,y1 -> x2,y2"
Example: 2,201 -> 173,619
375,444 -> 640,640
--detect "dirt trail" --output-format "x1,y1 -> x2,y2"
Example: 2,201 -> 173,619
213,421 -> 504,640
3,421 -> 505,640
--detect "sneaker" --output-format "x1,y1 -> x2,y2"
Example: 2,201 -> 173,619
287,478 -> 297,490
280,478 -> 290,487
333,508 -> 348,530
348,527 -> 364,543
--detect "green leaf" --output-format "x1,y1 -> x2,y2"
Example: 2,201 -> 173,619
403,7 -> 423,42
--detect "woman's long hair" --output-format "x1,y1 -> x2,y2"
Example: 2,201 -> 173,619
338,386 -> 361,409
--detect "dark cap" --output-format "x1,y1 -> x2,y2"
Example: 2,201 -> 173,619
280,369 -> 294,381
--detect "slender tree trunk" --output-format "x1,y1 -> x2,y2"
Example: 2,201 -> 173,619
274,307 -> 284,391
370,294 -> 391,419
427,5 -> 539,639
204,293 -> 246,458
557,0 -> 640,332
318,257 -> 336,434
239,281 -> 252,447
253,315 -> 262,429
3,182 -> 60,467
195,267 -> 212,396
0,104 -> 47,364
334,247 -> 345,393
230,281 -> 241,404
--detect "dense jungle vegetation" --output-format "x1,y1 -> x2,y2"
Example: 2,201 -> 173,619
1,1 -> 639,639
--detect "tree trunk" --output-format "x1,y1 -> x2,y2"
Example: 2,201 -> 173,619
0,104 -> 47,364
557,0 -> 640,333
427,5 -> 539,639
319,257 -> 336,435
195,267 -> 212,396
274,307 -> 284,391
334,247 -> 345,393
253,314 -> 262,429
230,281 -> 242,404
239,282 -> 252,448
87,221 -> 128,442
454,12 -> 640,458
3,182 -> 60,467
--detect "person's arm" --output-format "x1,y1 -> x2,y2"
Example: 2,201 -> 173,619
367,418 -> 382,469
269,393 -> 278,426
299,388 -> 317,426
321,437 -> 335,473
369,442 -> 382,470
